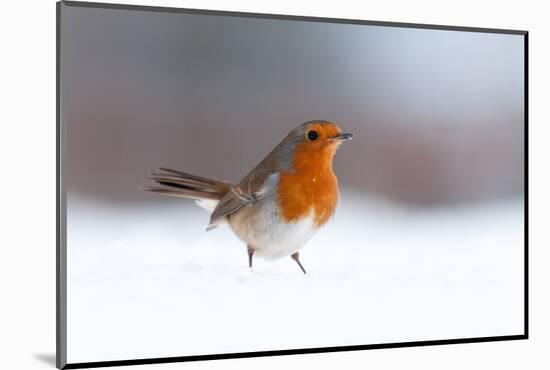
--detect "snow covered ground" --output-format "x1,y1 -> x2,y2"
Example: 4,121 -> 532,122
66,190 -> 524,363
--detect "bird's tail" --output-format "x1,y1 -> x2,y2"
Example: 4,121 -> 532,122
143,168 -> 231,207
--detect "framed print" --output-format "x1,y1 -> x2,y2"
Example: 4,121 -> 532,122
57,1 -> 528,368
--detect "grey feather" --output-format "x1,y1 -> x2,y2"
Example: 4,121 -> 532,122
207,187 -> 257,229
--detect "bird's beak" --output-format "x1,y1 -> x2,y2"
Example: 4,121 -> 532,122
330,133 -> 353,142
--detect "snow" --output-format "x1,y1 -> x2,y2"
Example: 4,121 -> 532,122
66,190 -> 524,363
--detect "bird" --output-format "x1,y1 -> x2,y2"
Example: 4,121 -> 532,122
143,120 -> 353,274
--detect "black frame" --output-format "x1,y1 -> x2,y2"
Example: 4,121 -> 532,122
56,1 -> 529,368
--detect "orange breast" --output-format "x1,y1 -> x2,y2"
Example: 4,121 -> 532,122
277,142 -> 339,227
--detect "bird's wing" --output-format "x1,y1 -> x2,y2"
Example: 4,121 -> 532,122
206,168 -> 275,230
206,187 -> 257,230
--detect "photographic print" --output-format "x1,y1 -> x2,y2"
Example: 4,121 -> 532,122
57,1 -> 527,368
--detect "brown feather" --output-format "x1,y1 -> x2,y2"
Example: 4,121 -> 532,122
144,168 -> 231,202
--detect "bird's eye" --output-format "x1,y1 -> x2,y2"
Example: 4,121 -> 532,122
307,130 -> 318,141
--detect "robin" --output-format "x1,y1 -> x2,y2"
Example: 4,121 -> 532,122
144,120 -> 352,274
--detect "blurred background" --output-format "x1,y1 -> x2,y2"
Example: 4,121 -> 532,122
60,3 -> 525,364
61,6 -> 524,206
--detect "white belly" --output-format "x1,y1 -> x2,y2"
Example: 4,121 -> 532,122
197,173 -> 320,260
228,203 -> 318,260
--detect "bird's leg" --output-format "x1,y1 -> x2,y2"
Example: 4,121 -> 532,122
247,245 -> 255,269
291,252 -> 306,274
